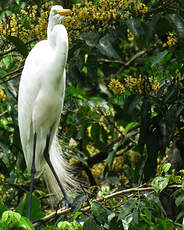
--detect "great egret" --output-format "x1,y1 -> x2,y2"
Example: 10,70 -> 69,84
18,5 -> 75,219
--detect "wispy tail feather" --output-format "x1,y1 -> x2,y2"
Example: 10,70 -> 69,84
43,136 -> 79,205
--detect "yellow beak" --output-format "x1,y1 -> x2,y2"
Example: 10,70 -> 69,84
57,9 -> 72,16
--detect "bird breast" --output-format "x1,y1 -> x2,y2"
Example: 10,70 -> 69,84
32,86 -> 62,134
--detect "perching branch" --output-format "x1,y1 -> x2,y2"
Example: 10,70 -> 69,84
33,184 -> 182,227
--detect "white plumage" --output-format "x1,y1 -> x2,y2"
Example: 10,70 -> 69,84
18,5 -> 75,217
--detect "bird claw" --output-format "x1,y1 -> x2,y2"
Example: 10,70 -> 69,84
65,198 -> 71,209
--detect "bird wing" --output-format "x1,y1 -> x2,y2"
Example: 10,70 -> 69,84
18,40 -> 56,174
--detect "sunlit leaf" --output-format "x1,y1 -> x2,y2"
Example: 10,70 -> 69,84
151,176 -> 169,193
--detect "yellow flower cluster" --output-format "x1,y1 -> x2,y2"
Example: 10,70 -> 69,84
0,174 -> 5,183
124,75 -> 160,95
108,79 -> 125,95
174,69 -> 184,89
127,29 -> 134,42
128,0 -> 148,15
86,144 -> 99,155
0,88 -> 6,102
163,32 -> 177,47
0,0 -> 148,44
91,162 -> 106,183
112,155 -> 124,171
99,116 -> 110,133
0,2 -> 53,42
64,0 -> 148,41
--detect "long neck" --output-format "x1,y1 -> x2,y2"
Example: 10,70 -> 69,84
47,23 -> 68,87
47,16 -> 55,43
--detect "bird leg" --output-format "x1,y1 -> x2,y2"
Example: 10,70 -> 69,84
28,132 -> 37,220
43,134 -> 71,208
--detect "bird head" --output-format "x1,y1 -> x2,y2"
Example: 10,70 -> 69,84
49,5 -> 71,25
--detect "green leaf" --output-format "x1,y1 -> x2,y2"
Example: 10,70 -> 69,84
122,215 -> 133,230
126,18 -> 149,47
144,193 -> 167,216
127,18 -> 141,37
176,210 -> 184,222
8,36 -> 28,57
0,221 -> 7,230
109,216 -> 123,230
99,83 -> 111,97
0,69 -> 7,76
58,221 -> 71,229
67,86 -> 86,100
169,14 -> 184,43
1,210 -> 21,225
82,31 -> 100,47
151,50 -> 169,67
107,142 -> 119,168
1,210 -> 30,230
162,163 -> 171,174
91,201 -> 109,224
90,123 -> 108,149
83,216 -> 102,230
98,33 -> 121,59
133,208 -> 139,224
72,211 -> 83,222
18,217 -> 34,230
124,122 -> 137,134
16,192 -> 45,221
118,198 -> 137,220
151,176 -> 169,193
71,194 -> 88,213
175,194 -> 184,207
0,201 -> 8,217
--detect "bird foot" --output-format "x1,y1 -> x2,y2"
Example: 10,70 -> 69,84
65,198 -> 72,209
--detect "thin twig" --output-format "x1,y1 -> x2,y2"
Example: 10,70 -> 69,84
124,49 -> 146,66
98,49 -> 146,68
0,72 -> 21,84
33,184 -> 182,227
0,110 -> 8,117
33,207 -> 72,227
146,0 -> 177,15
98,58 -> 126,65
3,182 -> 28,192
0,66 -> 23,79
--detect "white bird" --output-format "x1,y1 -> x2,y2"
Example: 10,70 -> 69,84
18,5 -> 75,219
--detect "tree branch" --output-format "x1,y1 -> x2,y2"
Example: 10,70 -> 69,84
98,49 -> 146,67
146,0 -> 177,15
0,66 -> 23,80
33,184 -> 182,227
0,72 -> 21,84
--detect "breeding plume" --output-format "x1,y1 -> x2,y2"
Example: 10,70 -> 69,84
18,5 -> 75,219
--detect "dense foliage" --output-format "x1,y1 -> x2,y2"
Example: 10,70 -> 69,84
0,0 -> 184,229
